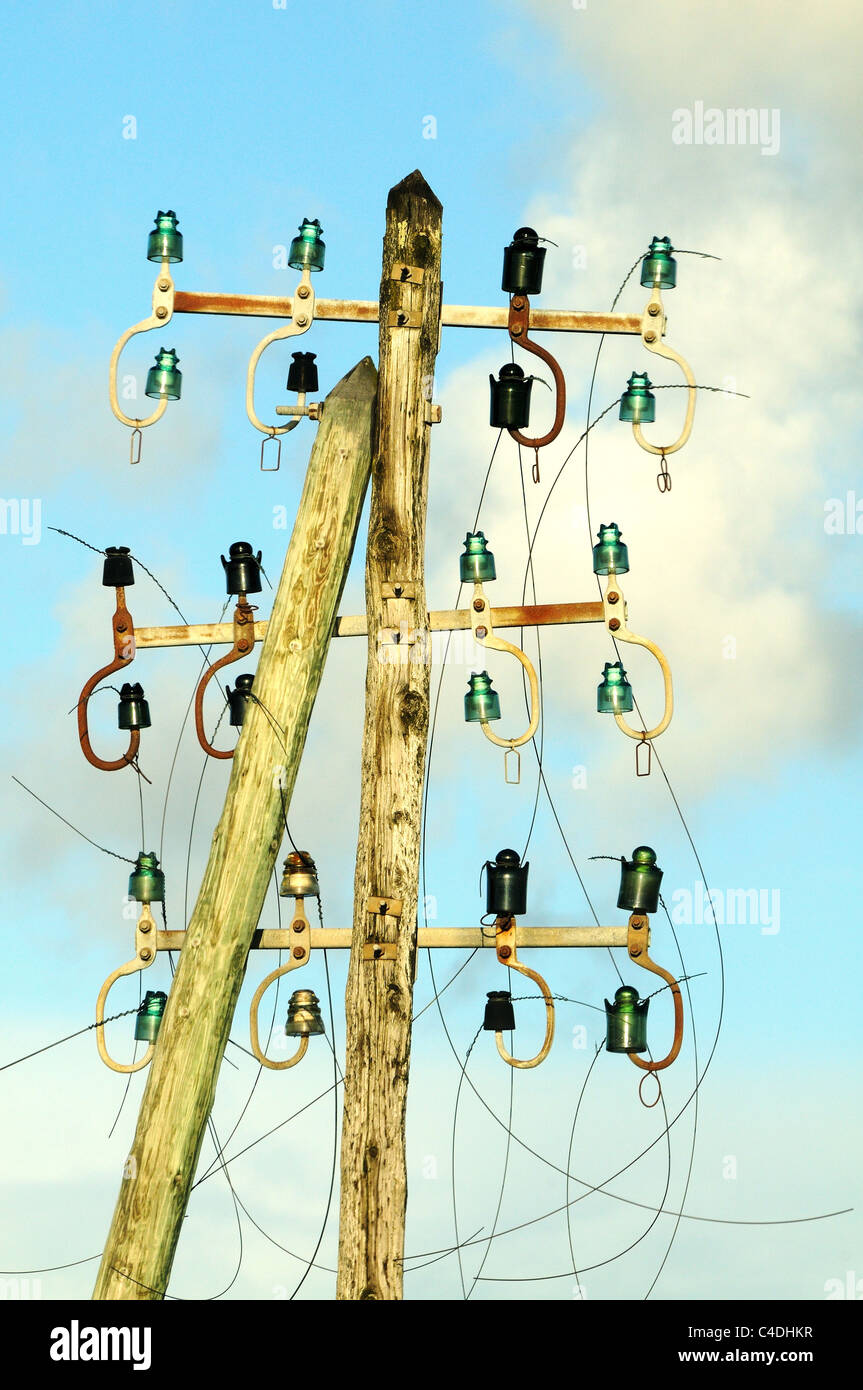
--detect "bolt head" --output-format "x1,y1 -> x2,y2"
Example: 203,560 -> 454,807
292,946 -> 306,959
609,618 -> 621,631
155,306 -> 168,320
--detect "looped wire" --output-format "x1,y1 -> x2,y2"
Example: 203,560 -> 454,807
636,736 -> 652,778
657,450 -> 672,493
130,428 -> 143,466
639,1070 -> 662,1108
260,430 -> 281,472
532,449 -> 540,485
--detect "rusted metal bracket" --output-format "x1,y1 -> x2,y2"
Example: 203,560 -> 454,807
492,915 -> 555,1068
381,582 -> 417,600
362,942 -> 398,961
388,263 -> 424,328
391,263 -> 425,284
506,294 -> 567,459
366,897 -> 403,917
193,598 -> 257,759
626,912 -> 684,1072
77,586 -> 140,773
248,900 -> 312,1070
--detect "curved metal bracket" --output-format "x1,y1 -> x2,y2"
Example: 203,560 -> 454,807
602,575 -> 673,742
194,599 -> 257,759
249,901 -> 311,1070
471,583 -> 540,750
506,295 -> 566,453
493,916 -> 555,1068
95,903 -> 159,1074
108,261 -> 176,431
78,587 -> 139,772
246,267 -> 316,437
631,286 -> 696,457
625,913 -> 683,1071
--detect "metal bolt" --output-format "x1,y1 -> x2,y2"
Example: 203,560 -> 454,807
138,919 -> 151,933
155,306 -> 168,320
476,625 -> 487,639
158,278 -> 170,292
139,948 -> 152,962
512,297 -> 525,311
607,591 -> 619,604
292,946 -> 306,959
644,330 -> 656,343
647,303 -> 660,317
629,945 -> 642,958
511,324 -> 523,337
295,314 -> 309,327
498,945 -> 512,960
297,284 -> 310,299
292,919 -> 305,933
473,598 -> 485,612
116,623 -> 127,633
608,617 -> 620,631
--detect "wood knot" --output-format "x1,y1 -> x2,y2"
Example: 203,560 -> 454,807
399,688 -> 427,734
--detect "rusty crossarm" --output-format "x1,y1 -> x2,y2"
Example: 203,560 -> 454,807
154,925 -> 629,950
174,291 -> 641,336
133,599 -> 604,649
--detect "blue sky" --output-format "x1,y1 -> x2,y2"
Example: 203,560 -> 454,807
0,0 -> 859,1301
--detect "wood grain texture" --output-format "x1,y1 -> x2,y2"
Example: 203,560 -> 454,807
337,173 -> 442,1301
92,357 -> 377,1301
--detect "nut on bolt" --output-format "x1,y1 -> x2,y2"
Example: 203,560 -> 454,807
292,946 -> 306,960
498,945 -> 512,960
608,617 -> 621,632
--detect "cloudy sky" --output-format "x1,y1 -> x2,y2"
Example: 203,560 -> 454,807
0,0 -> 859,1302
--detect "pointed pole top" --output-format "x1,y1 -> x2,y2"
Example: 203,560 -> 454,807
387,170 -> 442,214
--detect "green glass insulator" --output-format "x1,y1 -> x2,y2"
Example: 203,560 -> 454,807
604,986 -> 649,1052
592,522 -> 629,575
617,846 -> 663,915
145,347 -> 182,401
147,210 -> 183,264
465,671 -> 501,723
597,662 -> 633,713
459,531 -> 497,584
129,851 -> 165,904
288,218 -> 325,272
619,371 -> 655,424
134,990 -> 167,1043
640,236 -> 676,289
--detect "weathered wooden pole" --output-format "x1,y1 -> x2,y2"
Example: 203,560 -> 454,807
93,357 -> 377,1300
337,172 -> 442,1299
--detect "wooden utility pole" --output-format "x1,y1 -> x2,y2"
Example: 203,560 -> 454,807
93,356 -> 377,1300
337,172 -> 442,1299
